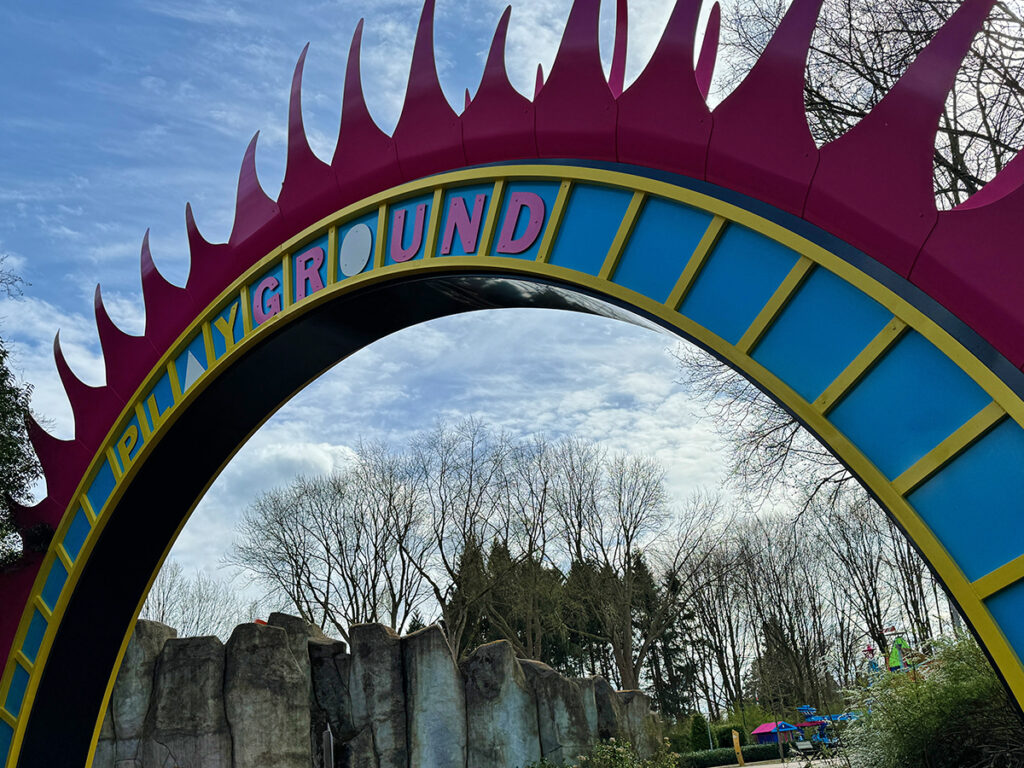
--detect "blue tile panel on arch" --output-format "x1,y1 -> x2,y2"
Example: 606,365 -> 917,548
1,719 -> 11,766
40,559 -> 67,613
549,185 -> 633,275
678,224 -> 799,345
437,184 -> 492,257
20,611 -> 46,666
910,418 -> 1024,582
4,665 -> 28,718
987,578 -> 1024,665
612,197 -> 713,304
62,507 -> 91,562
85,460 -> 116,517
829,331 -> 992,480
494,181 -> 561,261
752,268 -> 893,403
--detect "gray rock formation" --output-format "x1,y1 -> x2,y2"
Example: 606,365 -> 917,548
309,636 -> 351,768
463,640 -> 542,768
225,623 -> 310,768
142,635 -> 232,768
98,617 -> 662,768
521,659 -> 599,764
110,620 -> 177,765
93,705 -> 115,768
593,676 -> 626,742
348,623 -> 407,768
619,690 -> 663,759
403,625 -> 466,768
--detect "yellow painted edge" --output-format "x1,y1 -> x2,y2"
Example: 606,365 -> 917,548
976,553 -> 1024,600
737,257 -> 814,355
201,321 -> 216,371
893,402 -> 1006,496
327,226 -> 338,286
813,317 -> 908,415
5,253 -> 1024,763
52,545 -> 72,575
29,599 -> 50,626
281,252 -> 293,310
374,204 -> 388,269
666,215 -> 727,310
0,708 -> 14,728
80,494 -> 97,525
478,180 -> 506,256
423,187 -> 445,260
599,191 -> 646,280
536,180 -> 572,264
11,164 -> 1024,765
239,285 -> 253,338
134,402 -> 151,441
105,447 -> 122,482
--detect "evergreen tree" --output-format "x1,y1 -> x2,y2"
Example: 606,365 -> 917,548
0,262 -> 41,567
690,711 -> 713,752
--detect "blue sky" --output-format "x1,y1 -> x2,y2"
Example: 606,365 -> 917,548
0,0 -> 731,572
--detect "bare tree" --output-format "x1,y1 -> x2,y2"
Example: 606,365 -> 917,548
226,454 -> 432,642
721,0 -> 1024,206
141,559 -> 252,639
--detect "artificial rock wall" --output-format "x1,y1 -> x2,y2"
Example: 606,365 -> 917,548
93,616 -> 661,768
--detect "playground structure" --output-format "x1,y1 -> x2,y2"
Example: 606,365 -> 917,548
3,0 -> 1024,765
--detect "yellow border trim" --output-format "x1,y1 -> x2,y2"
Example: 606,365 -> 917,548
9,163 -> 1024,767
737,257 -> 814,354
976,554 -> 1024,600
666,215 -> 727,310
814,317 -> 907,415
479,180 -> 505,256
536,181 -> 572,264
892,401 -> 1005,496
423,188 -> 445,260
599,191 -> 646,280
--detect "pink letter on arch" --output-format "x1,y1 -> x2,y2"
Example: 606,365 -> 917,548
391,204 -> 428,263
253,276 -> 282,325
441,194 -> 487,255
496,192 -> 546,254
295,246 -> 325,301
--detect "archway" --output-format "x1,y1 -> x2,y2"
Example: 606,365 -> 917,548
5,0 -> 1024,765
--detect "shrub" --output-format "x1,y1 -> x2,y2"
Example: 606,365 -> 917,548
844,635 -> 1024,768
712,723 -> 747,749
676,743 -> 780,768
742,743 -> 784,761
527,739 -> 679,768
675,747 -> 736,768
689,712 -> 713,752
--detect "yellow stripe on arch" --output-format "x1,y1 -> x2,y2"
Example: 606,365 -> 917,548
7,163 -> 1024,768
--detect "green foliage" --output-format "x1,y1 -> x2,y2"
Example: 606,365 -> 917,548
676,743 -> 780,768
845,635 -> 1024,768
688,712 -> 713,752
712,723 -> 746,749
526,739 -> 679,768
664,718 -> 693,754
0,338 -> 40,567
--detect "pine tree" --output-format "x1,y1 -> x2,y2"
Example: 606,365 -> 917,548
0,352 -> 41,567
690,711 -> 713,752
0,261 -> 42,567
